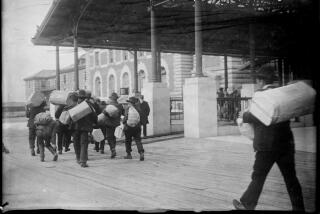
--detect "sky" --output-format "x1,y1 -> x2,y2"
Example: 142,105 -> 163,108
2,0 -> 84,103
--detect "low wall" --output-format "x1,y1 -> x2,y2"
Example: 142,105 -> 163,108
170,120 -> 184,133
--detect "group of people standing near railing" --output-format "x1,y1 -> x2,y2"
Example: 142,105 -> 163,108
217,87 -> 241,123
25,90 -> 150,168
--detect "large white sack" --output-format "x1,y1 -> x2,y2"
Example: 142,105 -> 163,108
27,91 -> 46,107
68,101 -> 92,122
105,105 -> 119,117
97,113 -> 107,126
249,81 -> 316,126
49,90 -> 75,106
92,129 -> 104,142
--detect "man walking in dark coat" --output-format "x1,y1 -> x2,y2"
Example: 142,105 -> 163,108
26,100 -> 46,156
54,92 -> 78,154
233,65 -> 305,211
72,89 -> 98,167
95,100 -> 107,153
139,95 -> 150,137
102,92 -> 124,158
123,96 -> 145,161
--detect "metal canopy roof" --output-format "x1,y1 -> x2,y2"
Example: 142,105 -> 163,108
32,0 -> 315,57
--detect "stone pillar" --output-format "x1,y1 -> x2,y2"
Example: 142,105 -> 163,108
144,2 -> 170,136
183,0 -> 217,138
183,77 -> 218,138
142,82 -> 170,136
172,54 -> 193,97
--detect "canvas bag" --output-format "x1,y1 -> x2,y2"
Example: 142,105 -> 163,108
92,129 -> 105,142
59,111 -> 71,125
27,91 -> 46,107
34,112 -> 53,125
97,113 -> 107,126
68,101 -> 92,122
105,105 -> 119,118
49,90 -> 75,106
115,125 -> 125,139
127,106 -> 140,127
249,81 -> 316,126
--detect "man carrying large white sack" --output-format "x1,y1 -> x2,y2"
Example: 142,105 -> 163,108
233,65 -> 305,211
72,89 -> 98,168
26,94 -> 46,156
101,92 -> 124,159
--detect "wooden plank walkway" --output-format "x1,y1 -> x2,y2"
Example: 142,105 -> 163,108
2,125 -> 316,211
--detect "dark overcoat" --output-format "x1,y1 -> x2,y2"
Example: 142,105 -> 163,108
243,85 -> 294,152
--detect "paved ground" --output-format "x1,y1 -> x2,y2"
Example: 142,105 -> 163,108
2,117 -> 316,211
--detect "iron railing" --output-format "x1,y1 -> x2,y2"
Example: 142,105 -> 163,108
170,97 -> 184,122
169,96 -> 252,124
217,97 -> 252,123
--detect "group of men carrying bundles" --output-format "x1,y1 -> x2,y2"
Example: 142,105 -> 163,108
26,89 -> 150,168
24,64 -> 316,211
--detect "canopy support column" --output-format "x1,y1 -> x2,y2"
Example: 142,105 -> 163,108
141,1 -> 170,136
192,0 -> 203,77
73,36 -> 79,91
224,54 -> 228,90
55,45 -> 60,90
133,50 -> 139,94
249,23 -> 256,83
150,3 -> 160,82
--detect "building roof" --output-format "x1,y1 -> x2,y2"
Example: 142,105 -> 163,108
23,64 -> 85,81
31,0 -> 316,58
24,54 -> 86,81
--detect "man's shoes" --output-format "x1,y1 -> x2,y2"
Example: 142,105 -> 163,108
53,154 -> 58,161
40,159 -> 44,162
233,199 -> 255,210
111,150 -> 116,159
100,150 -> 104,154
58,150 -> 62,155
81,163 -> 89,168
65,148 -> 70,152
36,148 -> 40,154
31,149 -> 36,156
124,153 -> 132,159
140,152 -> 144,161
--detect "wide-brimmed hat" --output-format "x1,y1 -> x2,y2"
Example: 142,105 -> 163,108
109,92 -> 119,101
126,96 -> 138,104
254,65 -> 276,82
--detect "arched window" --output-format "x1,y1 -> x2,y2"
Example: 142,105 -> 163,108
138,70 -> 145,92
122,73 -> 129,88
109,75 -> 115,96
95,77 -> 101,97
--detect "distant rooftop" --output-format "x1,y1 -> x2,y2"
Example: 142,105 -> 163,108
24,55 -> 86,81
